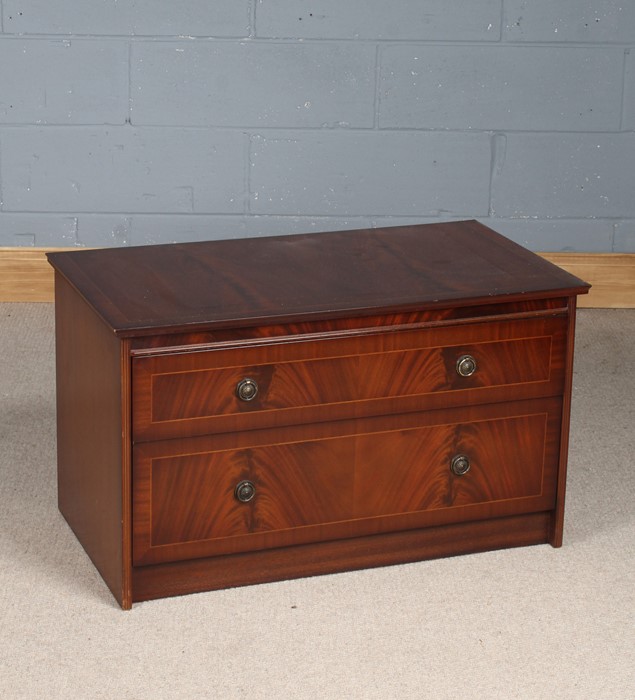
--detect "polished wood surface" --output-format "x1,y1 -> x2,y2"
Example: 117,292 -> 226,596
12,248 -> 632,307
127,298 -> 570,351
131,511 -> 552,604
133,398 -> 561,566
132,316 -> 567,441
54,274 -> 132,608
47,221 -> 589,607
47,221 -> 589,336
550,296 -> 579,547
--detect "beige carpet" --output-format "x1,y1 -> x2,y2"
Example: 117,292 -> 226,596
0,304 -> 633,699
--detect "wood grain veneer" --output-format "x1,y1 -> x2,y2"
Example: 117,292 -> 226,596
4,247 -> 629,306
47,221 -> 588,335
132,316 -> 566,441
131,512 -> 553,604
133,398 -> 562,567
53,274 -> 132,608
47,221 -> 589,608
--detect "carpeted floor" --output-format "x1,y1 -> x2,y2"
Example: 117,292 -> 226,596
0,304 -> 633,699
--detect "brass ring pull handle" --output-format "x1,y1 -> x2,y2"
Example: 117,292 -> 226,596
236,378 -> 258,401
235,480 -> 256,503
456,354 -> 477,377
450,454 -> 471,476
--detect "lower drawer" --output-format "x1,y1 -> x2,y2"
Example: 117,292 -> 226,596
132,398 -> 562,566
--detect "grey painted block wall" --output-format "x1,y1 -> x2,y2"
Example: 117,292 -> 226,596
0,0 -> 633,252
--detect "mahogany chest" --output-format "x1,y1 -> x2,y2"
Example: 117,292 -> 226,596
47,220 -> 590,608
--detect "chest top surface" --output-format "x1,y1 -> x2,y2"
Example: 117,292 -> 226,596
46,220 -> 589,337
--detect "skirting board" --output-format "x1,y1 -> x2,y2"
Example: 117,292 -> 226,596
0,247 -> 633,308
541,253 -> 634,309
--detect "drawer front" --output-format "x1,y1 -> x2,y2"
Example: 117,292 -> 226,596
132,317 -> 567,441
133,398 -> 562,566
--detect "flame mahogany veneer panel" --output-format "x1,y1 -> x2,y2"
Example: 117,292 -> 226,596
47,221 -> 589,608
132,316 -> 566,441
132,398 -> 561,566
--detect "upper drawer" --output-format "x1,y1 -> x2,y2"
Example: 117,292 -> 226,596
132,316 -> 567,441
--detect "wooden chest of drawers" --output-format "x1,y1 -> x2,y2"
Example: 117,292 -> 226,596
47,221 -> 589,609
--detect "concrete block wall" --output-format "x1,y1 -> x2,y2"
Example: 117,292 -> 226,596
0,0 -> 633,251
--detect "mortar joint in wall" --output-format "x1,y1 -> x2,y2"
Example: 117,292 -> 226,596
249,0 -> 256,39
489,132 -> 507,217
